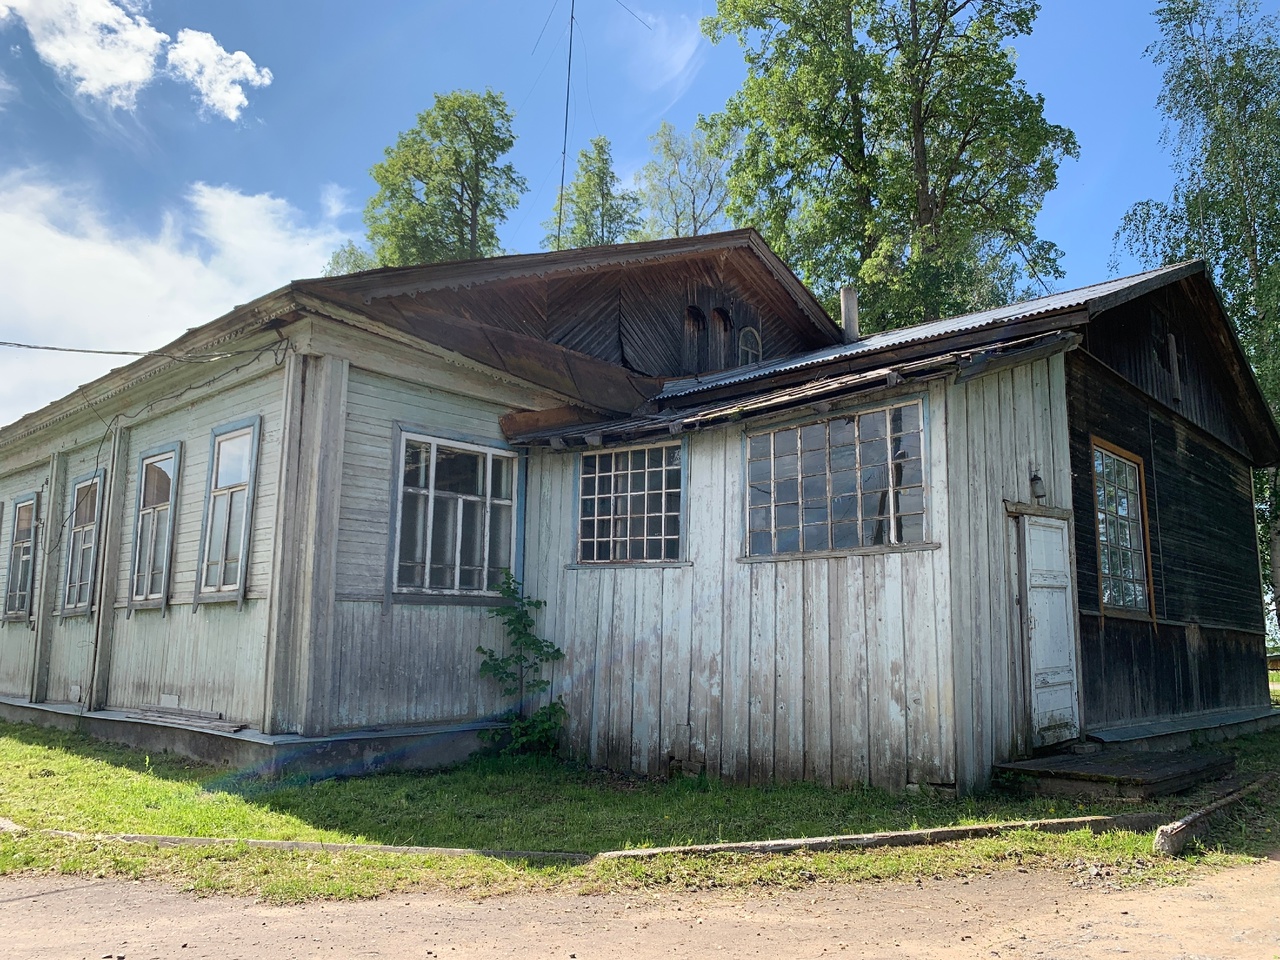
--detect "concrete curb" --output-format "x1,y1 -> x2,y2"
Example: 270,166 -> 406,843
1153,775 -> 1275,856
1,812 -> 1170,865
595,813 -> 1168,860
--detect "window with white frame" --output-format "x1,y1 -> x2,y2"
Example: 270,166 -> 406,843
1092,443 -> 1150,611
63,474 -> 102,612
738,327 -> 763,365
747,401 -> 925,557
395,435 -> 516,593
132,448 -> 179,603
578,444 -> 682,563
5,496 -> 37,618
198,420 -> 259,597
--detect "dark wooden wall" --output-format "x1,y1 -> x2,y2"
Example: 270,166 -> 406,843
1066,350 -> 1270,728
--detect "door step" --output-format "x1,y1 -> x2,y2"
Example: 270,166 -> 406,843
994,748 -> 1235,799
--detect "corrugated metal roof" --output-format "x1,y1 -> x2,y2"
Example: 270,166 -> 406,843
659,261 -> 1204,400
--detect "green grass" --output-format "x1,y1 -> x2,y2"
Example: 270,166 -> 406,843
1,719 -> 1278,902
1269,670 -> 1280,706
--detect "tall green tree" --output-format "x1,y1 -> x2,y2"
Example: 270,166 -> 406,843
1113,0 -> 1280,639
703,0 -> 1078,329
322,240 -> 378,277
634,121 -> 733,239
543,136 -> 642,251
363,89 -> 527,266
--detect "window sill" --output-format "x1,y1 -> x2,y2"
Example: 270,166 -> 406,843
57,608 -> 92,620
129,598 -> 166,611
194,592 -> 244,606
1094,605 -> 1156,623
565,561 -> 692,570
737,541 -> 942,563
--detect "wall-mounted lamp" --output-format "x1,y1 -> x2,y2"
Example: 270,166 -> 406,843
1029,471 -> 1047,501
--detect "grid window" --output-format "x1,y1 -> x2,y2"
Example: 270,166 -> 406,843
578,444 -> 682,563
5,497 -> 36,618
747,401 -> 925,557
738,328 -> 763,365
63,476 -> 101,612
1093,445 -> 1149,611
396,436 -> 515,593
133,451 -> 177,602
200,424 -> 257,595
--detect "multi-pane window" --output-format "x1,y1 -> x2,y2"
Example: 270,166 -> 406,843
579,444 -> 682,562
133,450 -> 177,602
1093,444 -> 1149,611
5,497 -> 36,618
201,426 -> 255,594
63,476 -> 101,612
396,436 -> 515,593
747,401 -> 925,557
738,328 -> 763,365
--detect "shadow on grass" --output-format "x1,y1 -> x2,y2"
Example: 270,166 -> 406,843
5,718 -> 1278,856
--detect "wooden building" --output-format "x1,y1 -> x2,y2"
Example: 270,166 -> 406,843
0,231 -> 1274,792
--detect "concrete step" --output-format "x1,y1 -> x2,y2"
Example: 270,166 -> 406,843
994,748 -> 1235,799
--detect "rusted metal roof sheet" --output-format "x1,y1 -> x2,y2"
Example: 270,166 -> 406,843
659,261 -> 1206,400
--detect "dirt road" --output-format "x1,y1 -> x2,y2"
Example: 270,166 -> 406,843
2,856 -> 1278,960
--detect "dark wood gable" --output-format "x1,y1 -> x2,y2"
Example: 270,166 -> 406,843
304,231 -> 841,382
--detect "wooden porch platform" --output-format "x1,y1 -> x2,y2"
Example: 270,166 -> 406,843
994,748 -> 1235,799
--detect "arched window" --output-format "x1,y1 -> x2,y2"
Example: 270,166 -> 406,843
738,327 -> 763,365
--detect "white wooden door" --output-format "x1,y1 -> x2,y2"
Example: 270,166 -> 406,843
1021,516 -> 1080,747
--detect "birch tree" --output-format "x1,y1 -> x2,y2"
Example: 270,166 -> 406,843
634,121 -> 732,239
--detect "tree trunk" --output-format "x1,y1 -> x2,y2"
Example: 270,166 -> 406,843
1271,469 -> 1280,633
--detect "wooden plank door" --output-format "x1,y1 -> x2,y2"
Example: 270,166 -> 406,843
1021,516 -> 1080,747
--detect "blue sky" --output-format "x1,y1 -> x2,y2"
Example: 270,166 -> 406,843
0,0 -> 1222,423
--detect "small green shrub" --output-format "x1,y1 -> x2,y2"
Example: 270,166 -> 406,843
478,572 -> 567,755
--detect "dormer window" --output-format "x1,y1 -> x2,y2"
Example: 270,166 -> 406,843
738,327 -> 762,365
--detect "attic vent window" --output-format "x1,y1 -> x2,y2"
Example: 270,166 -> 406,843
747,400 -> 926,557
738,327 -> 762,365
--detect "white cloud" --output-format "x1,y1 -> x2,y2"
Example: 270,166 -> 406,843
166,28 -> 271,121
629,11 -> 704,102
319,183 -> 352,221
0,69 -> 15,108
1,0 -> 167,109
0,172 -> 344,425
0,0 -> 270,118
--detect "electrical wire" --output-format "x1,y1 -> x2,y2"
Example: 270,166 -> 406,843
0,340 -> 271,362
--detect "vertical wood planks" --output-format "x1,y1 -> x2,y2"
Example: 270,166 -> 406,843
773,561 -> 804,782
802,560 -> 832,785
720,430 -> 751,782
748,562 -> 776,784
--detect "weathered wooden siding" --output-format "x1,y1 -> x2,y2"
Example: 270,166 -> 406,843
101,368 -> 285,723
944,354 -> 1073,791
1066,351 -> 1269,727
42,442 -> 110,704
526,379 -> 956,790
0,460 -> 52,697
326,366 -> 515,730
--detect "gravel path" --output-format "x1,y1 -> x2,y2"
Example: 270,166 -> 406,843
1,854 -> 1277,959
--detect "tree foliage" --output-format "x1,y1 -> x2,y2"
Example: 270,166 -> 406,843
634,121 -> 733,239
543,136 -> 642,250
322,240 -> 378,277
1112,0 -> 1280,638
364,88 -> 527,266
703,0 -> 1078,329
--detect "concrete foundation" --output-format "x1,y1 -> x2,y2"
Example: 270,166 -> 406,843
0,696 -> 502,778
